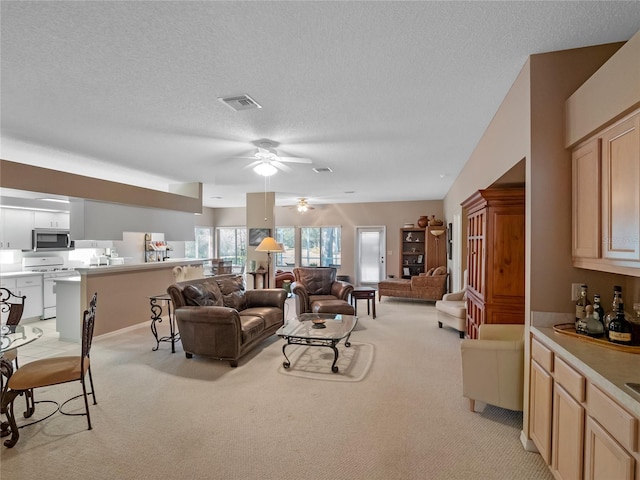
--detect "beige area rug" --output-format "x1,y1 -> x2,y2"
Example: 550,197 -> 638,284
277,340 -> 375,381
1,297 -> 553,480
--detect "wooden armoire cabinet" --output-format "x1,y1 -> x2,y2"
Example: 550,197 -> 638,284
461,188 -> 525,339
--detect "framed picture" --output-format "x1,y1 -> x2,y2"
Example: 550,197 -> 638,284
249,228 -> 271,246
403,267 -> 410,276
447,223 -> 453,260
417,254 -> 423,264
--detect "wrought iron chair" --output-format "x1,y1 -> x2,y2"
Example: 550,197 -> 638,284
0,288 -> 26,369
1,293 -> 98,448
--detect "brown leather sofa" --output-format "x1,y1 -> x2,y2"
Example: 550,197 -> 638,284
167,274 -> 287,367
291,267 -> 353,315
377,266 -> 448,301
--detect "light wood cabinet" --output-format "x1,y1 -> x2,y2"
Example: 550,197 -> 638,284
601,112 -> 640,262
530,359 -> 554,464
461,188 -> 525,339
530,332 -> 639,480
572,109 -> 640,276
584,416 -> 635,480
572,138 -> 601,259
552,383 -> 585,480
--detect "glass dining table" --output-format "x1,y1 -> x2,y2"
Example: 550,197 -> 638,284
1,324 -> 44,443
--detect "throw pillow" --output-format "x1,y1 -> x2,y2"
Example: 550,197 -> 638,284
215,275 -> 248,311
433,266 -> 447,276
183,284 -> 216,306
425,267 -> 436,276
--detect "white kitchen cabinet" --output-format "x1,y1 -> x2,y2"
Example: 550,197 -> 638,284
16,275 -> 43,320
0,275 -> 43,321
0,208 -> 34,250
34,211 -> 70,229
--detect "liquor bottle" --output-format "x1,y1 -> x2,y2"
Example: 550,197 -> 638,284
604,285 -> 632,332
575,284 -> 590,333
592,294 -> 605,326
608,302 -> 633,345
584,304 -> 604,337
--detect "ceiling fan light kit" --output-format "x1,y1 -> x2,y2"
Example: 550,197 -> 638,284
253,162 -> 278,176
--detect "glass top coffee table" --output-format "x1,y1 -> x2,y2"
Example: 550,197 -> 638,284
276,313 -> 357,373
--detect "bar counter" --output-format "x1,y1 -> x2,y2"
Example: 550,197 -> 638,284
75,258 -> 212,338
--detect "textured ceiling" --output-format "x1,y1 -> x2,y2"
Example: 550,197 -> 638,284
2,1 -> 640,208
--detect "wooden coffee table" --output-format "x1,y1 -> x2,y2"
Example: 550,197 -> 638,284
351,286 -> 376,319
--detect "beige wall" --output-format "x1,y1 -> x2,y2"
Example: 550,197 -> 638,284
206,200 -> 443,282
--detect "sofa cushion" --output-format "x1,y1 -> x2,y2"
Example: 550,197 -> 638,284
183,282 -> 223,307
239,315 -> 265,343
296,268 -> 335,295
377,279 -> 412,292
425,267 -> 436,276
241,307 -> 283,330
215,275 -> 248,311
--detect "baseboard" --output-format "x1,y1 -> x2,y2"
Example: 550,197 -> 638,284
520,430 -> 539,452
95,320 -> 149,341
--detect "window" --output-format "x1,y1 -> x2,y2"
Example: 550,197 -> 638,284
275,227 -> 295,267
185,227 -> 213,259
300,226 -> 341,267
217,227 -> 247,267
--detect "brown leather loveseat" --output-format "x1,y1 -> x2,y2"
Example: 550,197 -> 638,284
167,274 -> 287,367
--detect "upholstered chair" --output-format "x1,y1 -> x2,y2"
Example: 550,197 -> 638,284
460,323 -> 525,412
291,267 -> 353,315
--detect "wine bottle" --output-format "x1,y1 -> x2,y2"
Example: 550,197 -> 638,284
608,302 -> 633,345
575,284 -> 590,334
584,304 -> 604,337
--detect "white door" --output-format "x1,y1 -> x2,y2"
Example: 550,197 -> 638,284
356,227 -> 386,286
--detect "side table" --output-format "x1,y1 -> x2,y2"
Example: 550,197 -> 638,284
149,294 -> 179,353
247,271 -> 268,289
351,287 -> 377,319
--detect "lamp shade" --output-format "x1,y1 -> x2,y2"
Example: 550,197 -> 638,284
255,237 -> 284,252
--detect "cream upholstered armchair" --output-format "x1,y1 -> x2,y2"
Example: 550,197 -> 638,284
460,324 -> 525,412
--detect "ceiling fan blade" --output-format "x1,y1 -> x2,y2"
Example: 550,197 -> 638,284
278,156 -> 312,164
272,161 -> 292,172
243,160 -> 261,170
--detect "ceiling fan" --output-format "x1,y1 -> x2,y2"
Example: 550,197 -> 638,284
241,141 -> 312,176
295,198 -> 314,213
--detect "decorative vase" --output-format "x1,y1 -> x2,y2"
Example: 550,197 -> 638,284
417,216 -> 429,228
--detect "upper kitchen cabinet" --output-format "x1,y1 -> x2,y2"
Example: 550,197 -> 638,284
34,211 -> 70,229
0,208 -> 34,250
70,199 -> 196,241
572,109 -> 640,276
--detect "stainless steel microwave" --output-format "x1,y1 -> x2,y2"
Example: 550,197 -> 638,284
32,229 -> 75,251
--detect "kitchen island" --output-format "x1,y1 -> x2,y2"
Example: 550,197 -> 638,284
55,276 -> 81,342
73,258 -> 212,338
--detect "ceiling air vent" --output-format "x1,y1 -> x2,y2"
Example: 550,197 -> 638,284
313,167 -> 333,173
218,94 -> 262,111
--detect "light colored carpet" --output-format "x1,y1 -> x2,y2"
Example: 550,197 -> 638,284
0,297 -> 552,479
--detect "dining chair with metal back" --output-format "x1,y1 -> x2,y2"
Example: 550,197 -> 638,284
1,292 -> 98,448
0,287 -> 26,370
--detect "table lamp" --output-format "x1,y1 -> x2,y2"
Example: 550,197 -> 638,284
255,237 -> 284,288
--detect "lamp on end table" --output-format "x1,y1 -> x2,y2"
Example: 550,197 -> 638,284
255,237 -> 284,288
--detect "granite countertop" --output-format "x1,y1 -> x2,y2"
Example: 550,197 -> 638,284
531,326 -> 640,417
74,258 -> 212,275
